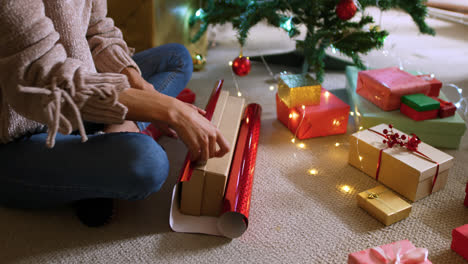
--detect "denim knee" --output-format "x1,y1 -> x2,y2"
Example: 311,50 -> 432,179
118,133 -> 170,200
166,43 -> 193,81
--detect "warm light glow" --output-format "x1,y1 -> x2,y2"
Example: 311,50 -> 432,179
246,117 -> 249,124
237,92 -> 242,97
289,114 -> 293,119
229,61 -> 233,66
359,156 -> 363,161
298,143 -> 305,149
356,112 -> 361,117
309,169 -> 318,175
335,142 -> 340,147
291,112 -> 299,119
350,112 -> 354,116
269,85 -> 275,91
324,91 -> 330,98
359,126 -> 363,130
291,138 -> 295,143
301,105 -> 305,110
195,8 -> 204,17
340,185 -> 352,193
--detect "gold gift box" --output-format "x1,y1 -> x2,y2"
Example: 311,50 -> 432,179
357,185 -> 412,226
349,124 -> 454,202
278,74 -> 321,108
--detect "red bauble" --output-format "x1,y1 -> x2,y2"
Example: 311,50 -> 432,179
232,56 -> 251,76
336,0 -> 357,21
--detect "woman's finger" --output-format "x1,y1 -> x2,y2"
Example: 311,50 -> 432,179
215,131 -> 230,157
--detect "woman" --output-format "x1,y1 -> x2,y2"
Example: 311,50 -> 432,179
0,0 -> 229,226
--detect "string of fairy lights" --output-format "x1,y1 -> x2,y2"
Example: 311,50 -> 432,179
192,3 -> 468,196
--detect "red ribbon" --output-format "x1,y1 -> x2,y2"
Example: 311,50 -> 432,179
368,128 -> 440,193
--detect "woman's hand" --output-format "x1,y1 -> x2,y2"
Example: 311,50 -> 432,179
118,87 -> 230,162
167,99 -> 230,162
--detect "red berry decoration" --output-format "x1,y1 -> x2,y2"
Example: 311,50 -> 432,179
336,0 -> 357,21
232,56 -> 251,76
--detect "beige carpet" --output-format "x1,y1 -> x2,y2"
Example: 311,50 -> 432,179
1,9 -> 467,264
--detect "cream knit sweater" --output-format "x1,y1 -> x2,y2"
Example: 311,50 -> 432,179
0,0 -> 140,148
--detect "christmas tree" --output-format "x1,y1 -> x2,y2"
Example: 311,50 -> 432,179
189,0 -> 434,82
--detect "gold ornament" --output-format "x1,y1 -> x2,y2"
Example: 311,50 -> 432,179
192,53 -> 206,71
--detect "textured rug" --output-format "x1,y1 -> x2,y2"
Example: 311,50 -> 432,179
0,9 -> 467,264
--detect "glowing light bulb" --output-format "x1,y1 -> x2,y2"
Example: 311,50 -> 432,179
356,112 -> 361,117
298,143 -> 305,149
324,91 -> 330,98
229,61 -> 233,66
301,105 -> 305,110
309,169 -> 318,175
289,114 -> 293,119
340,185 -> 352,193
269,85 -> 275,91
195,8 -> 204,17
291,138 -> 295,143
246,117 -> 249,124
280,17 -> 293,32
237,92 -> 242,97
359,126 -> 363,130
350,112 -> 354,116
359,156 -> 363,161
335,142 -> 340,147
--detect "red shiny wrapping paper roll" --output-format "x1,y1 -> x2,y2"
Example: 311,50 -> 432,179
221,103 -> 262,222
171,80 -> 261,238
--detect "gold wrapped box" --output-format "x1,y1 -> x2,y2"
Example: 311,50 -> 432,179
278,74 -> 321,108
357,185 -> 412,226
349,124 -> 454,202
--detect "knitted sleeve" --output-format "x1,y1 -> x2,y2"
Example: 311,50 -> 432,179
87,0 -> 141,74
0,0 -> 129,148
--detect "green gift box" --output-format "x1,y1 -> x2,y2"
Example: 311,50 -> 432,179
401,94 -> 440,111
346,66 -> 466,149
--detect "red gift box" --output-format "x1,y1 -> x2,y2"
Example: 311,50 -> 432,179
276,89 -> 349,139
452,224 -> 468,261
417,75 -> 442,97
400,103 -> 439,121
431,97 -> 457,118
356,67 -> 432,111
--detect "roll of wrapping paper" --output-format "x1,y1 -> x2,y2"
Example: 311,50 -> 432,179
171,80 -> 262,238
218,103 -> 262,237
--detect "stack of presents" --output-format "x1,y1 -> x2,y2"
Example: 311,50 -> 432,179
275,67 -> 467,263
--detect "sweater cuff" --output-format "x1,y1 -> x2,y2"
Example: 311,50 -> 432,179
78,72 -> 130,124
94,46 -> 141,75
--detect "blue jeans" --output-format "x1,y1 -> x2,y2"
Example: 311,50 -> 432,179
0,43 -> 193,208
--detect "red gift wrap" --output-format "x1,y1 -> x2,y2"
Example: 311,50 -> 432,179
452,224 -> 468,261
465,182 -> 468,207
173,80 -> 262,238
356,67 -> 432,111
417,75 -> 442,97
431,97 -> 457,118
400,103 -> 439,121
276,89 -> 349,139
348,240 -> 431,264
